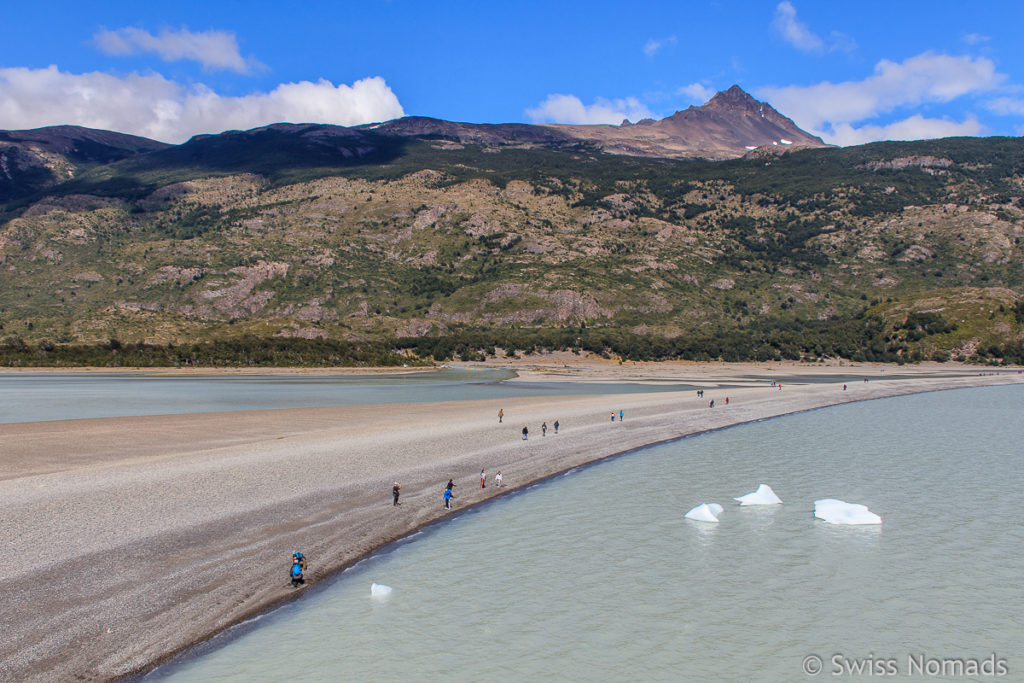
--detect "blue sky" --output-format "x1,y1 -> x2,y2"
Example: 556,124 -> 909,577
1,0 -> 1022,145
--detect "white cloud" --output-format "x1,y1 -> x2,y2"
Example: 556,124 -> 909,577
0,65 -> 405,143
677,83 -> 715,104
963,33 -> 990,45
987,97 -> 1024,116
827,115 -> 984,146
772,2 -> 823,52
525,94 -> 653,125
827,31 -> 858,54
758,52 -> 1004,143
95,27 -> 259,73
643,36 -> 676,57
772,2 -> 856,54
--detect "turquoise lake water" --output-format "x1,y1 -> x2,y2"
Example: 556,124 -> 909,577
152,384 -> 1024,682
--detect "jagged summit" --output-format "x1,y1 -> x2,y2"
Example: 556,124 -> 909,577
704,84 -> 761,112
549,85 -> 827,159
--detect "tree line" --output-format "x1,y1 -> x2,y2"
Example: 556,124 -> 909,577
2,310 -> 1018,367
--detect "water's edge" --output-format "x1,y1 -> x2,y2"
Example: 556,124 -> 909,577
124,379 -> 1015,681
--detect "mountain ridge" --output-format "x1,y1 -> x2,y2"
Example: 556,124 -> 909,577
0,86 -> 826,206
0,89 -> 1021,365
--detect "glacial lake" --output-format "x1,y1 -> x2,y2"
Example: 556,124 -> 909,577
153,384 -> 1023,681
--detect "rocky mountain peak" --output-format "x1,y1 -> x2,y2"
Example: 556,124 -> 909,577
703,84 -> 761,112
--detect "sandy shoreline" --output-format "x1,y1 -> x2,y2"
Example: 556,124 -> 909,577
0,362 -> 1020,681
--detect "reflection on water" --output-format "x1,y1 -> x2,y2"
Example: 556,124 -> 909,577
154,385 -> 1024,681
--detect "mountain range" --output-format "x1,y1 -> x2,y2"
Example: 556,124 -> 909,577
0,86 -> 1021,365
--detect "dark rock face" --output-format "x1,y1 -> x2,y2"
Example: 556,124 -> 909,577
0,125 -> 170,202
357,117 -> 576,145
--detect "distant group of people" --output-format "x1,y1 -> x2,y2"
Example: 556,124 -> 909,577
508,410 -> 559,441
444,470 -> 502,509
479,469 -> 502,489
387,469 -> 509,516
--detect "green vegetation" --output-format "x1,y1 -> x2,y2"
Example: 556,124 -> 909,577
0,336 -> 413,368
5,306 -> 1022,367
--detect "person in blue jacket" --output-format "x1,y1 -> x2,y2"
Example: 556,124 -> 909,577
290,551 -> 306,587
443,487 -> 454,510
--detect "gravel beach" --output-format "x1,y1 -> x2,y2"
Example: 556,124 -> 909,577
0,362 -> 1018,681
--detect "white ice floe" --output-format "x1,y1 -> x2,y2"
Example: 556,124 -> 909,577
370,583 -> 393,598
813,499 -> 881,525
780,138 -> 792,145
734,484 -> 782,506
745,145 -> 757,150
685,503 -> 724,522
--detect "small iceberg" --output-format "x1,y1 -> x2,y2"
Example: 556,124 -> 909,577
813,499 -> 881,525
685,503 -> 724,523
734,484 -> 782,506
370,583 -> 393,598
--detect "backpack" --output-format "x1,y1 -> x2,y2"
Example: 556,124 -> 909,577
291,563 -> 303,577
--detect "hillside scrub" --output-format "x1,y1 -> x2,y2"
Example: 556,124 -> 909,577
1,134 -> 1023,363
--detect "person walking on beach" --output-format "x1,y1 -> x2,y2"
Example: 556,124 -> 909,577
522,426 -> 528,440
709,399 -> 715,408
611,411 -> 615,422
724,397 -> 728,405
290,551 -> 306,587
554,420 -> 559,434
498,408 -> 504,423
619,410 -> 624,421
443,487 -> 453,509
481,469 -> 486,489
542,422 -> 547,436
495,471 -> 503,487
392,481 -> 401,506
446,478 -> 456,492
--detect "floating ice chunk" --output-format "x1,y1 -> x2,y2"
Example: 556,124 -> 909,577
813,499 -> 881,525
780,138 -> 792,145
734,484 -> 782,506
370,583 -> 393,598
685,503 -> 724,522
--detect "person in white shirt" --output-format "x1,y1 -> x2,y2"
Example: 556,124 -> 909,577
495,471 -> 503,487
